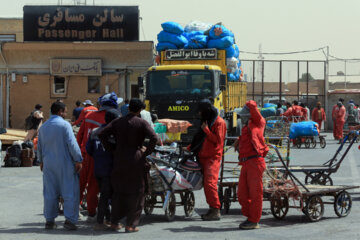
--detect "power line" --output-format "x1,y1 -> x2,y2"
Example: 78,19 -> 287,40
239,47 -> 327,55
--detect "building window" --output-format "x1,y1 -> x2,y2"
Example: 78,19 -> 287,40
54,76 -> 65,94
0,34 -> 16,42
88,76 -> 100,93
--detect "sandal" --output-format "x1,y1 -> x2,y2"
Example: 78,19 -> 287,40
125,226 -> 139,233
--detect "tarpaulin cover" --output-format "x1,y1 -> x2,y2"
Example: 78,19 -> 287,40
289,121 -> 319,139
260,107 -> 276,118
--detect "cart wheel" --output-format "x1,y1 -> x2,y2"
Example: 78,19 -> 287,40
334,191 -> 352,217
305,173 -> 333,186
320,137 -> 326,148
224,188 -> 231,214
218,186 -> 224,210
165,192 -> 176,221
296,138 -> 302,148
304,195 -> 324,222
144,194 -> 155,215
305,138 -> 311,148
58,197 -> 64,215
311,138 -> 316,148
184,191 -> 195,217
270,195 -> 289,220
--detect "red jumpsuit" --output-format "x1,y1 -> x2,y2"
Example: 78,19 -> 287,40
77,110 -> 106,216
282,105 -> 304,122
311,107 -> 326,131
237,100 -> 269,223
190,116 -> 226,209
73,105 -> 98,126
332,105 -> 346,140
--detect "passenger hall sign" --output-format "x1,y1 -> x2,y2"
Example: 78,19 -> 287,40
23,6 -> 139,41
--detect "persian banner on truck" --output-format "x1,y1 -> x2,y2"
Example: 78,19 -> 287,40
164,49 -> 217,60
23,5 -> 139,41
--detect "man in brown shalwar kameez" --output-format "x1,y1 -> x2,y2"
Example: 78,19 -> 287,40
98,98 -> 157,233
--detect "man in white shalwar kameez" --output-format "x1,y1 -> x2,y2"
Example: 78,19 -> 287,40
38,101 -> 83,230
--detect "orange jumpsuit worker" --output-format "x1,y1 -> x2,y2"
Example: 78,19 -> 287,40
77,93 -> 123,221
282,100 -> 304,122
332,101 -> 346,142
185,99 -> 226,221
72,100 -> 98,126
311,102 -> 326,131
235,100 -> 269,230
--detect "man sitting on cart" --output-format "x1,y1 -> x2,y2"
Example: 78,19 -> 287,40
234,100 -> 269,230
184,99 -> 226,221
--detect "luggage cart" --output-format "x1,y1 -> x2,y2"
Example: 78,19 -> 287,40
270,132 -> 358,186
294,135 -> 326,149
265,144 -> 359,222
144,146 -> 197,221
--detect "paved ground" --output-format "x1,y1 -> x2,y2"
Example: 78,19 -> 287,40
1,133 -> 360,240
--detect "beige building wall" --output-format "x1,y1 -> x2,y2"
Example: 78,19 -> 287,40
0,18 -> 23,42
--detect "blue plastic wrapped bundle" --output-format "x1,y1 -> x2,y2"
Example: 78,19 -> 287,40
266,120 -> 279,128
157,31 -> 188,48
227,73 -> 237,82
161,21 -> 184,35
261,107 -> 276,118
183,31 -> 208,49
225,44 -> 239,58
264,103 -> 277,108
207,36 -> 234,49
289,121 -> 319,139
209,24 -> 234,39
156,42 -> 178,52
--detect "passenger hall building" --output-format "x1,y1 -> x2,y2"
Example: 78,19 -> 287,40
0,5 -> 154,129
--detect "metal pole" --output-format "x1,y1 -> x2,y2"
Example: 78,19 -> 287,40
324,46 -> 329,131
0,74 -> 2,127
6,69 -> 9,128
279,61 -> 282,104
344,60 -> 347,89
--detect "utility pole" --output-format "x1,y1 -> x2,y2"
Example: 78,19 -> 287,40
344,60 -> 347,89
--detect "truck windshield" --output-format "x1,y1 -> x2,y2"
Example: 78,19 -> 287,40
147,70 -> 213,97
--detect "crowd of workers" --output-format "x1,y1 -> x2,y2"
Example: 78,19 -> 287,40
30,94 -> 360,232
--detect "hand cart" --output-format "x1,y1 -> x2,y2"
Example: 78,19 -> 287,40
270,132 -> 358,186
265,144 -> 358,222
144,146 -> 197,221
294,135 -> 326,149
218,136 -> 291,214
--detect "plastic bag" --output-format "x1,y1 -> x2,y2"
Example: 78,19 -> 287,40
209,24 -> 234,39
184,20 -> 212,32
227,72 -> 237,82
185,34 -> 208,49
156,42 -> 178,52
161,21 -> 184,35
157,31 -> 188,48
154,123 -> 167,134
264,103 -> 277,108
158,167 -> 193,190
289,121 -> 319,139
207,36 -> 234,49
226,57 -> 239,69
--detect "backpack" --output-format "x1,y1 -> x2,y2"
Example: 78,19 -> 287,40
24,112 -> 34,130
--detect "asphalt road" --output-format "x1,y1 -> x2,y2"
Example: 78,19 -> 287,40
0,134 -> 360,240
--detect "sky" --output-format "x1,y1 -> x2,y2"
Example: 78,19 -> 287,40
1,0 -> 360,76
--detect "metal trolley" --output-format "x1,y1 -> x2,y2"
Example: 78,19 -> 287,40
144,147 -> 196,221
218,136 -> 291,213
270,132 -> 358,186
265,144 -> 358,222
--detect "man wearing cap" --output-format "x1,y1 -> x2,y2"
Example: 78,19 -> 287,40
234,100 -> 268,230
185,99 -> 226,221
72,100 -> 98,126
25,104 -> 44,141
77,92 -> 122,222
98,98 -> 158,233
332,98 -> 346,142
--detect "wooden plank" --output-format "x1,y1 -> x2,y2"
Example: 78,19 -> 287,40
4,129 -> 27,138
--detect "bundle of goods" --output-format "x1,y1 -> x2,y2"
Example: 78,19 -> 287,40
154,122 -> 168,143
261,106 -> 276,118
157,119 -> 192,142
156,21 -> 244,81
156,22 -> 188,52
4,140 -> 35,167
289,121 -> 319,139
